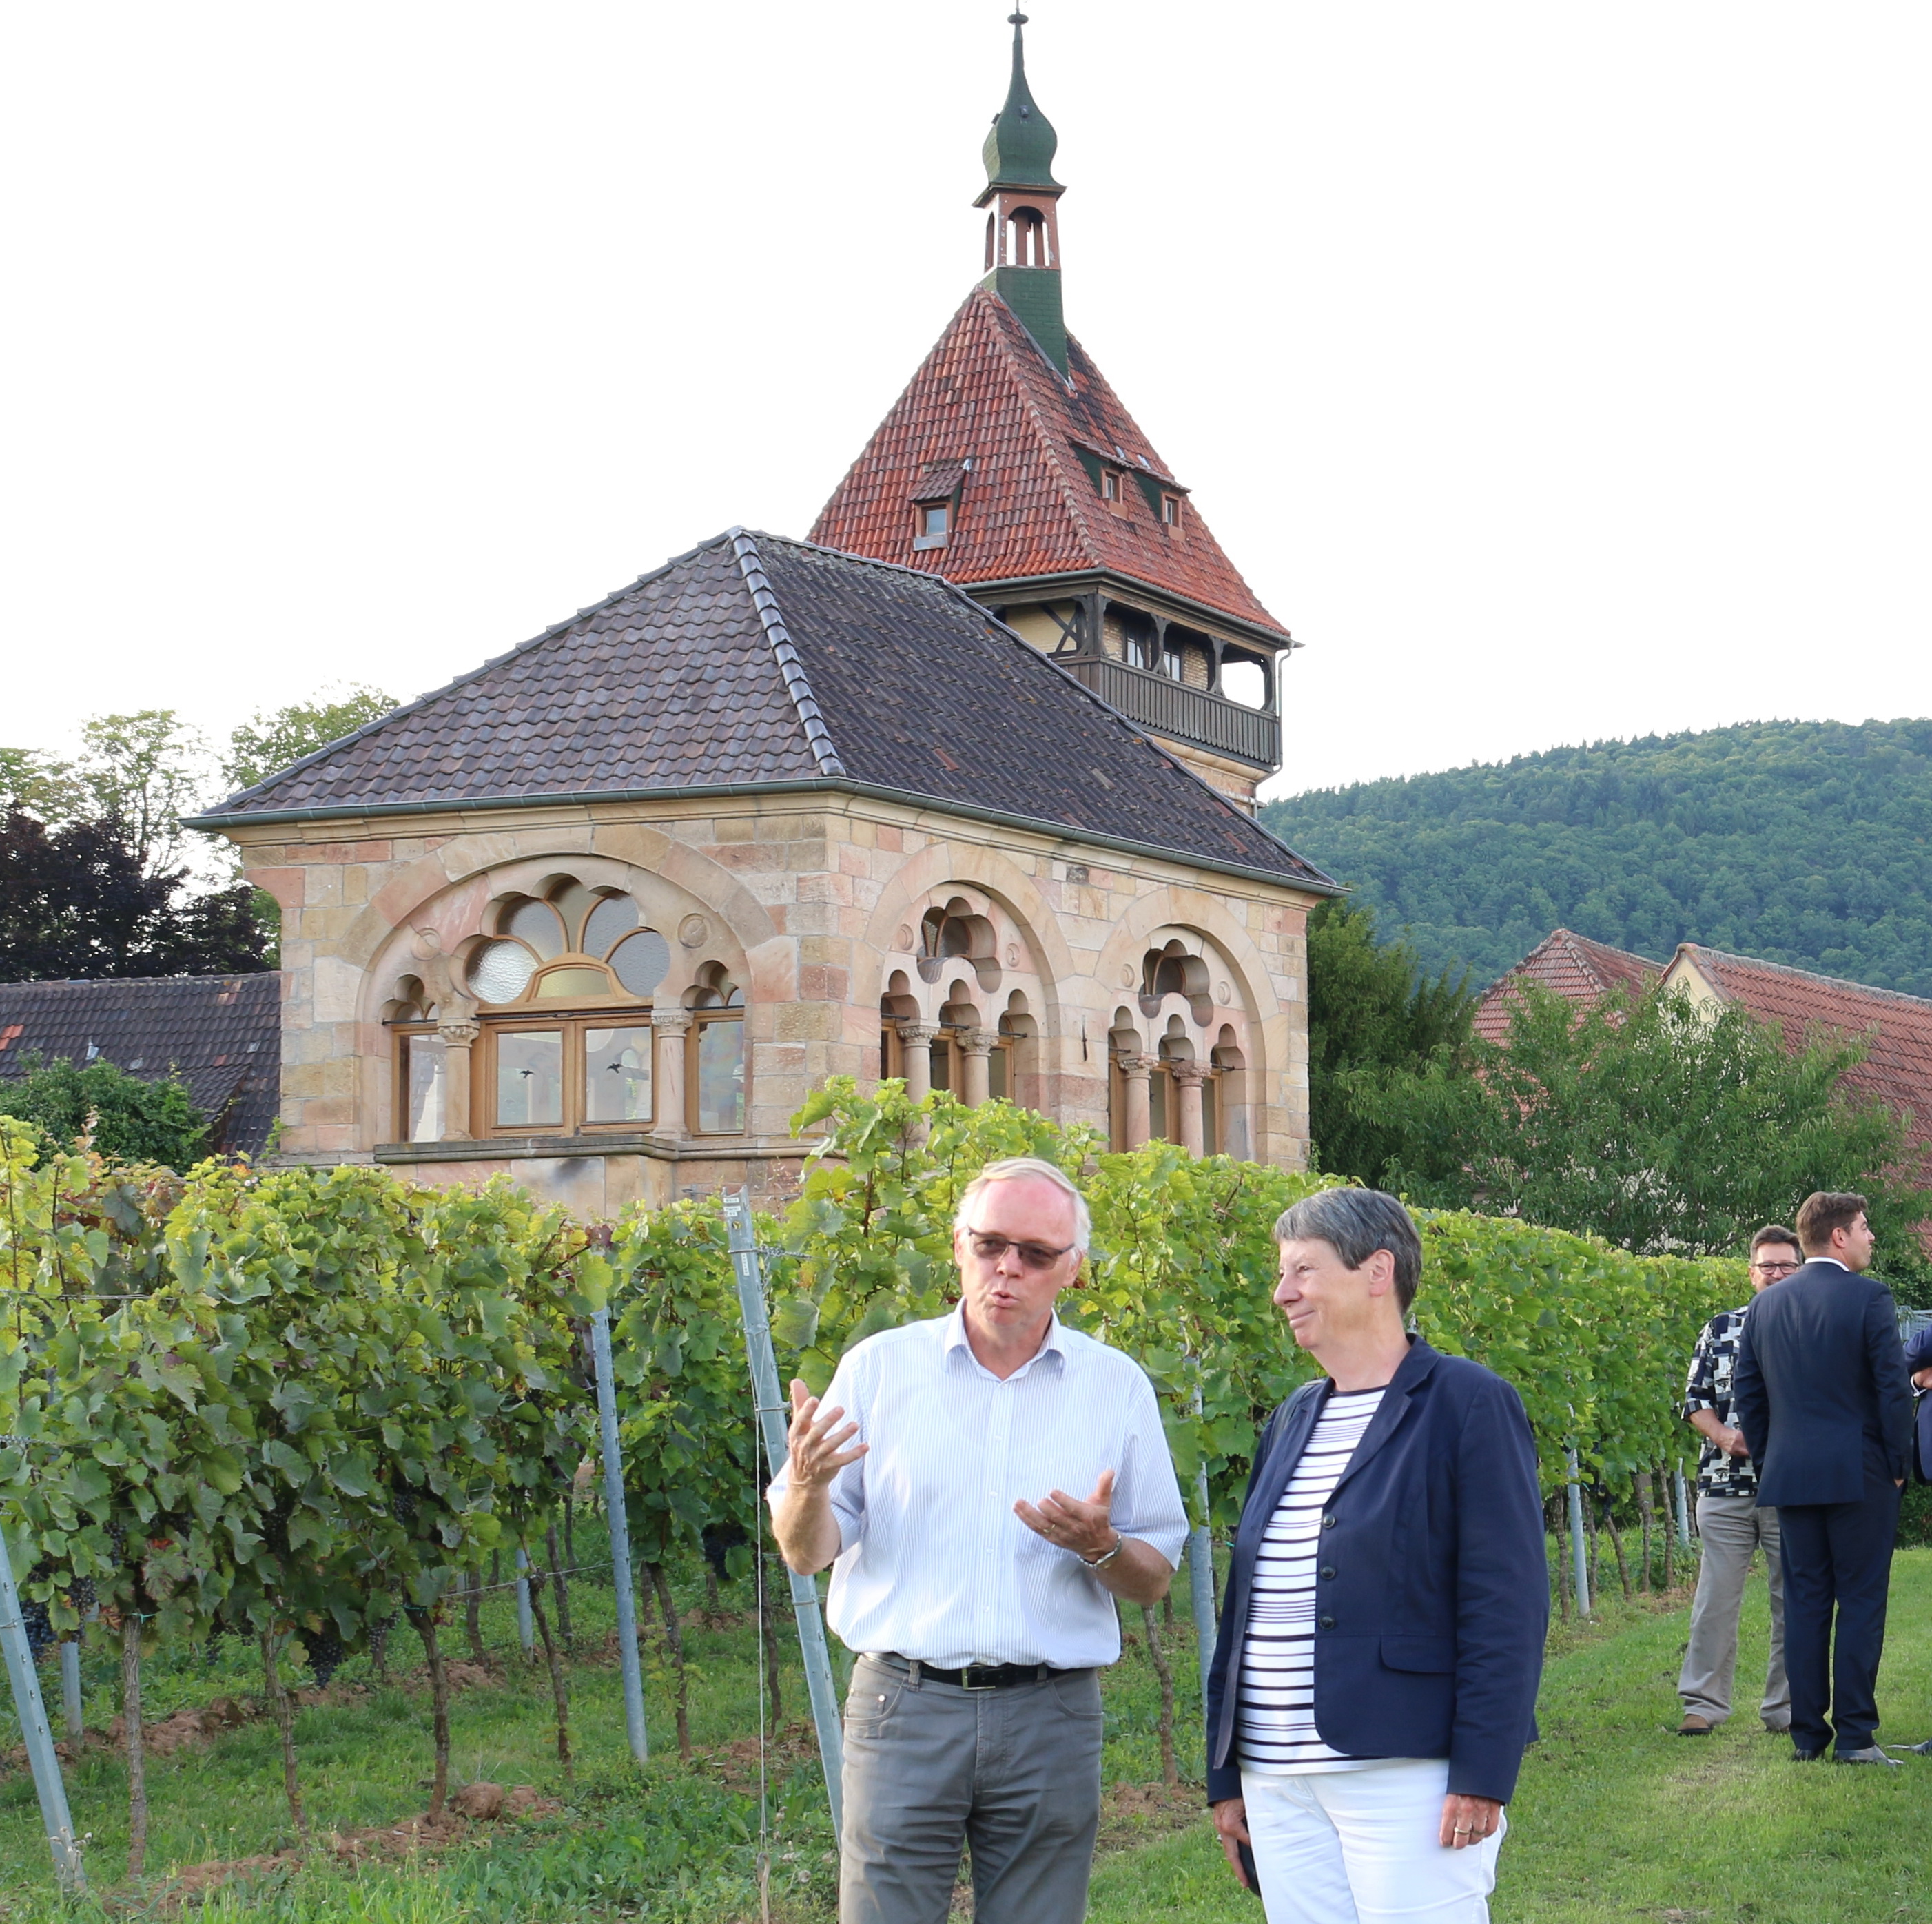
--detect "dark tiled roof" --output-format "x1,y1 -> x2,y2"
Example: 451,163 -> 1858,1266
1675,945 -> 1932,1151
809,288 -> 1288,638
200,532 -> 1330,888
1474,929 -> 1663,1043
0,973 -> 280,1156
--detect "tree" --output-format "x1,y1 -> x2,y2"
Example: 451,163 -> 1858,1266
72,711 -> 212,879
1305,897 -> 1476,1185
223,686 -> 396,797
0,1054 -> 209,1169
0,807 -> 269,980
1367,983 -> 1932,1268
0,747 -> 80,822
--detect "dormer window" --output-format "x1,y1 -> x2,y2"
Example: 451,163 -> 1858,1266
1100,469 -> 1122,505
912,503 -> 950,551
1161,493 -> 1184,528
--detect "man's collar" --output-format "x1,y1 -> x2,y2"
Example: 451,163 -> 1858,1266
945,1304 -> 1066,1372
1810,1256 -> 1850,1271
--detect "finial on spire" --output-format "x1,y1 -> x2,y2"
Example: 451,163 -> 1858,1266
981,6 -> 1060,191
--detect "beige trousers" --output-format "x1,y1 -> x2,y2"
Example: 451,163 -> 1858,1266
1678,1492 -> 1787,1727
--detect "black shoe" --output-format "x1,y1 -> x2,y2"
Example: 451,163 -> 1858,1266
1833,1746 -> 1902,1767
1884,1739 -> 1932,1756
1791,1748 -> 1826,1761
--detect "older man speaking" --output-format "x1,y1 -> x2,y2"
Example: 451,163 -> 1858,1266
770,1156 -> 1188,1924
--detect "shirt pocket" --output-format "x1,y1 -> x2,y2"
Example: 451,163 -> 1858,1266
1379,1635 -> 1456,1675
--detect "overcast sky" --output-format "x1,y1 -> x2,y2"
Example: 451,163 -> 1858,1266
5,1 -> 1928,801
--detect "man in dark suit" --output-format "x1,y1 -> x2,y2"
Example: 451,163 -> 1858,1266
1904,1322 -> 1932,1482
1205,1189 -> 1547,1921
1732,1190 -> 1913,1766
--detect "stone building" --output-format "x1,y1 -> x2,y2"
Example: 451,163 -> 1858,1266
188,20 -> 1335,1210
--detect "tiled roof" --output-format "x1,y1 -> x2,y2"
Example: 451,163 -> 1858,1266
1673,945 -> 1932,1149
809,288 -> 1289,639
0,973 -> 280,1156
194,533 -> 1331,890
1473,929 -> 1663,1043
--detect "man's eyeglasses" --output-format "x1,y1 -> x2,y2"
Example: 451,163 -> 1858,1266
1751,1259 -> 1801,1277
961,1229 -> 1077,1272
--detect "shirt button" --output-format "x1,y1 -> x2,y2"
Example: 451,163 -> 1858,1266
1318,1615 -> 1335,1630
1319,1566 -> 1336,1581
1322,1514 -> 1337,1530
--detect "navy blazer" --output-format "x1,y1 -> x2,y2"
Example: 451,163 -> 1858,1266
1204,1339 -> 1548,1808
1732,1260 -> 1912,1506
1900,1324 -> 1932,1482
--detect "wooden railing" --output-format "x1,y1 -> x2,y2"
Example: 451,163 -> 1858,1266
1064,658 -> 1280,770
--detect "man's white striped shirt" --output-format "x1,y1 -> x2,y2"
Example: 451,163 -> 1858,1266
1237,1387 -> 1386,1774
768,1307 -> 1189,1670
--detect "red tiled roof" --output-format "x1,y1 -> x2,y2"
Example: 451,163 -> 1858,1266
810,288 -> 1288,639
1672,945 -> 1932,1149
1473,929 -> 1663,1043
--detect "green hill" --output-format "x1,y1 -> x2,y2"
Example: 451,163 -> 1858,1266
1260,718 -> 1932,995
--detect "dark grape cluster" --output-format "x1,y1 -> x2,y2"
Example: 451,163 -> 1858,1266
19,1595 -> 54,1660
391,1490 -> 419,1525
701,1520 -> 748,1580
304,1627 -> 347,1688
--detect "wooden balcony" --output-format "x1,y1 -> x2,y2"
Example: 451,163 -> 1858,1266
1063,657 -> 1280,771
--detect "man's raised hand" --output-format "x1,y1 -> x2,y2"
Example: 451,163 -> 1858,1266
785,1378 -> 867,1490
1014,1467 -> 1118,1560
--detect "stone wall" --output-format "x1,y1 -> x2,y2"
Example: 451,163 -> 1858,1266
226,789 -> 1317,1210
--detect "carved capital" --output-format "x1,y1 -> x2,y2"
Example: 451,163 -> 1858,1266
959,1027 -> 1000,1060
1170,1062 -> 1211,1089
896,1020 -> 941,1048
652,1008 -> 695,1038
436,1020 -> 480,1049
1113,1050 -> 1154,1082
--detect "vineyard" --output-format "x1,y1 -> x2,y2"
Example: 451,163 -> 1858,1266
0,1078 -> 1754,1906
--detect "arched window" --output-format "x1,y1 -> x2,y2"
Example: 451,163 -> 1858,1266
688,964 -> 746,1135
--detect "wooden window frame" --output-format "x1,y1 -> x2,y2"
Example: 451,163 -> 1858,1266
687,1010 -> 748,1136
475,1009 -> 659,1136
392,1022 -> 442,1141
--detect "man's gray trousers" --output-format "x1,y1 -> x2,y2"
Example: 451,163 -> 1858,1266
1678,1493 -> 1787,1728
839,1654 -> 1104,1924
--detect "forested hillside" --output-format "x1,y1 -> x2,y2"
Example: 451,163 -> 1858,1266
1261,719 -> 1932,994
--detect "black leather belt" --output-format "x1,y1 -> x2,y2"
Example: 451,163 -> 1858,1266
878,1651 -> 1062,1690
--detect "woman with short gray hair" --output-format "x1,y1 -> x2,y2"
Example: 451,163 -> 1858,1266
1204,1188 -> 1546,1922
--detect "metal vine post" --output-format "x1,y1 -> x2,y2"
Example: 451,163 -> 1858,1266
723,1187 -> 846,1837
589,1304 -> 649,1764
0,1528 -> 84,1892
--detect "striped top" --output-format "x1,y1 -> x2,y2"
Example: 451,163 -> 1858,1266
1237,1387 -> 1386,1774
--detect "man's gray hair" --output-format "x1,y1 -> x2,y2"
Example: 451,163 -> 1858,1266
955,1156 -> 1092,1254
1274,1188 -> 1422,1313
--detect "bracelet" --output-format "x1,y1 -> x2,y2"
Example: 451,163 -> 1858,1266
1080,1532 -> 1126,1570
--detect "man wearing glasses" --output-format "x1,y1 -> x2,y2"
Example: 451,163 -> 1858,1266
1674,1225 -> 1802,1738
769,1155 -> 1187,1924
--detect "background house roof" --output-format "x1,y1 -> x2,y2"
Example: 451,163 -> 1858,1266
809,289 -> 1289,640
0,973 -> 281,1156
194,531 -> 1331,890
1473,928 -> 1663,1043
1669,943 -> 1932,1149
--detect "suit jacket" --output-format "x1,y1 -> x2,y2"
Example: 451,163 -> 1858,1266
1204,1339 -> 1547,1808
1732,1261 -> 1912,1506
1902,1324 -> 1932,1482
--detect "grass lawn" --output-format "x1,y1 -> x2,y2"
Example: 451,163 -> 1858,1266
1088,1547 -> 1932,1924
7,1533 -> 1932,1921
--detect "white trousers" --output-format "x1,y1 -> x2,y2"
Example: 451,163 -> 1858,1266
1242,1760 -> 1505,1924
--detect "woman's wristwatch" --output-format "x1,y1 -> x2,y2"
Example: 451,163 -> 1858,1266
1079,1532 -> 1126,1570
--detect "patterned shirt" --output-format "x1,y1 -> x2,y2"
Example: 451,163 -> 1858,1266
1237,1387 -> 1390,1774
1683,1304 -> 1759,1498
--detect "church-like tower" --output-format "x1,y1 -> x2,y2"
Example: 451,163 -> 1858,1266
812,13 -> 1295,808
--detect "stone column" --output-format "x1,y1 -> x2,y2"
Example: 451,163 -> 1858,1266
652,1008 -> 692,1139
960,1028 -> 999,1107
896,1021 -> 940,1103
435,1020 -> 479,1140
1116,1051 -> 1154,1149
1172,1062 -> 1209,1157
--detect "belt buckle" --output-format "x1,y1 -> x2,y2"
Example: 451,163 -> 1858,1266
960,1666 -> 998,1691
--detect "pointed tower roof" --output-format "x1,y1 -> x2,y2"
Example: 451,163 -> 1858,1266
811,288 -> 1289,643
189,532 -> 1332,890
980,12 -> 1061,193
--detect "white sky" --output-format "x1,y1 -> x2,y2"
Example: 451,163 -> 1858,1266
3,1 -> 1928,802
